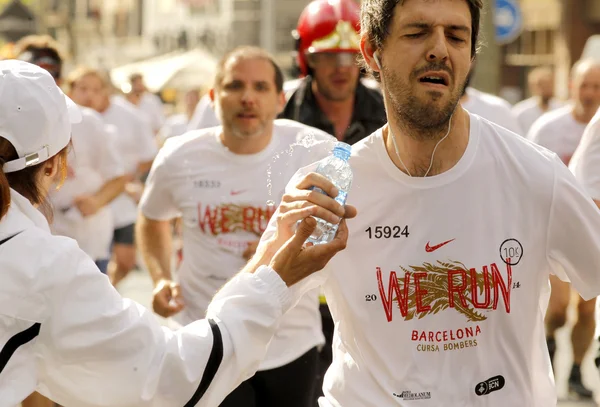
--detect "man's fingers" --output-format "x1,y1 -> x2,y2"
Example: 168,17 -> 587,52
295,173 -> 339,199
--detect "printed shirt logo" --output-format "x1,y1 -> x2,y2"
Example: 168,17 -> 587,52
230,189 -> 247,196
393,390 -> 432,401
425,238 -> 455,252
376,259 -> 512,324
197,202 -> 275,236
475,375 -> 505,396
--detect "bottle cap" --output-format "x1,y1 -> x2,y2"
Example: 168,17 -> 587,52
332,141 -> 351,161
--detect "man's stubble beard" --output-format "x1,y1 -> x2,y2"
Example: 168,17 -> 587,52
385,69 -> 465,140
230,124 -> 266,139
315,78 -> 357,103
217,105 -> 267,140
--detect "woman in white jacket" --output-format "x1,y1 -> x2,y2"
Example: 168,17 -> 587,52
0,61 -> 354,406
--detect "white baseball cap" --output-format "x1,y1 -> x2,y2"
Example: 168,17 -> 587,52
0,59 -> 82,173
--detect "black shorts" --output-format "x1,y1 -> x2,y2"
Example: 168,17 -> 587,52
220,347 -> 319,407
113,223 -> 135,245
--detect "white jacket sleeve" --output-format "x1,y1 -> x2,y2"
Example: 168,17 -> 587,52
36,241 -> 291,407
256,164 -> 332,308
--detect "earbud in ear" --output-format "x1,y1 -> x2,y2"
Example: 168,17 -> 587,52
373,51 -> 382,70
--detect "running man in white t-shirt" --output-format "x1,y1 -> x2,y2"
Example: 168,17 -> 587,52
157,89 -> 201,144
64,67 -> 158,287
528,60 -> 600,165
512,66 -> 563,134
137,46 -> 336,407
526,59 -> 600,398
461,84 -> 523,135
128,72 -> 166,134
251,1 -> 600,406
570,107 -> 600,368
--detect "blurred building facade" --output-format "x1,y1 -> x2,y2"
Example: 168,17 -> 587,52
143,0 -> 310,74
495,0 -> 600,102
2,0 -> 599,100
15,0 -> 311,76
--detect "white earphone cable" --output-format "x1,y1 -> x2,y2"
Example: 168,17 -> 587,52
389,116 -> 452,177
376,50 -> 453,177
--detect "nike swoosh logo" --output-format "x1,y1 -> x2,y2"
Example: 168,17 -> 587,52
230,190 -> 246,196
425,239 -> 455,252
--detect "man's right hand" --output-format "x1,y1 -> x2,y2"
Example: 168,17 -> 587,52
152,279 -> 185,318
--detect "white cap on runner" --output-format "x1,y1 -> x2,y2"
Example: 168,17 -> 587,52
0,60 -> 81,173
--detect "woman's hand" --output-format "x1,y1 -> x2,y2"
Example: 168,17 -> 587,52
269,216 -> 350,286
244,172 -> 357,285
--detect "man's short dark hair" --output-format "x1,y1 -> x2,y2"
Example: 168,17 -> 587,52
213,46 -> 284,93
360,0 -> 483,80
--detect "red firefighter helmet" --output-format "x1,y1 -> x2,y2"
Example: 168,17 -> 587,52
293,0 -> 361,77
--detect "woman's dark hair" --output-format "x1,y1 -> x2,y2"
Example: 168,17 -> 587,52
0,137 -> 69,221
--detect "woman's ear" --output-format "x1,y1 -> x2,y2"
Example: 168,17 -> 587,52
43,155 -> 60,178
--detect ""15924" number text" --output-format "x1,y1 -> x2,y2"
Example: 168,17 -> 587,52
365,225 -> 409,239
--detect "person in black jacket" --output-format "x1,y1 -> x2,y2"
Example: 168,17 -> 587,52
279,1 -> 387,404
280,0 -> 386,146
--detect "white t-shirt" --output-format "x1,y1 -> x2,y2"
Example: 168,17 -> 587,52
462,88 -> 523,135
50,107 -> 125,260
158,113 -> 189,143
526,105 -> 588,165
261,112 -> 600,406
139,119 -> 337,370
138,92 -> 166,132
187,95 -> 220,131
101,97 -> 158,228
569,108 -> 600,200
512,97 -> 563,134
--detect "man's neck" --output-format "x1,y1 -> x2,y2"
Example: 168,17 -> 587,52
572,104 -> 596,124
537,96 -> 551,111
186,108 -> 195,121
220,125 -> 274,155
384,107 -> 470,177
96,101 -> 110,114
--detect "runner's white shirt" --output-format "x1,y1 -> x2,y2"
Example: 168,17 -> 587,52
260,112 -> 600,406
139,92 -> 166,132
158,113 -> 189,143
527,104 -> 587,165
569,108 -> 600,200
512,97 -> 563,134
50,107 -> 124,260
101,97 -> 157,228
187,95 -> 220,131
462,88 -> 523,135
139,119 -> 336,370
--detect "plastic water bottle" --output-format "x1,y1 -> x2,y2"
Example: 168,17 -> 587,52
306,141 -> 353,245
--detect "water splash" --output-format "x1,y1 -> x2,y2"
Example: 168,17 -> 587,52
266,131 -> 335,198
